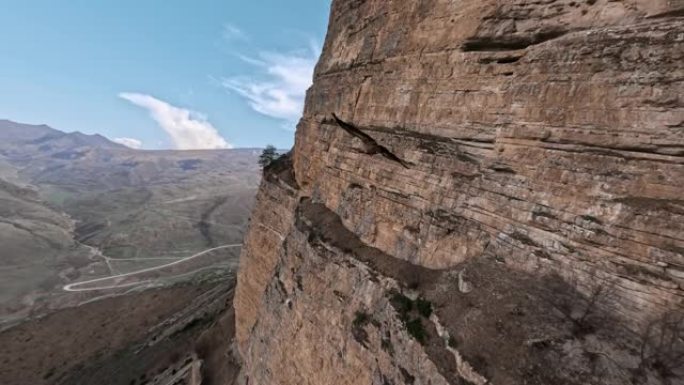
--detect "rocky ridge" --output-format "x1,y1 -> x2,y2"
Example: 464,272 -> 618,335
235,1 -> 684,384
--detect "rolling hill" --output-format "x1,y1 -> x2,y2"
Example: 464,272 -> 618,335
0,119 -> 260,326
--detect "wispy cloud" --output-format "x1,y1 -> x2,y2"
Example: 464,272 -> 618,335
222,42 -> 320,129
119,93 -> 231,150
113,137 -> 143,149
223,23 -> 248,42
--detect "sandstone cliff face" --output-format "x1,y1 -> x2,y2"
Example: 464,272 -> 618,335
235,1 -> 684,384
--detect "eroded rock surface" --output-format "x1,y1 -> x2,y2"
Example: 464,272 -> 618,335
235,1 -> 684,384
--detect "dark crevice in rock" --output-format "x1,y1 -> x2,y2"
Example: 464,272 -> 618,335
296,198 -> 441,289
478,55 -> 523,64
611,197 -> 684,216
456,152 -> 481,164
533,141 -> 684,163
461,29 -> 569,52
331,114 -> 411,169
582,144 -> 684,159
325,117 -> 495,163
324,115 -> 496,150
508,231 -> 540,247
489,164 -> 516,174
365,123 -> 496,146
646,8 -> 684,19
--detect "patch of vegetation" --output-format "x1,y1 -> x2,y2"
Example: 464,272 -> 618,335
352,311 -> 372,347
541,270 -> 617,339
580,214 -> 602,225
637,312 -> 684,381
532,208 -> 556,220
534,250 -> 552,260
406,318 -> 427,344
457,152 -> 479,164
388,290 -> 434,345
258,145 -> 279,169
353,311 -> 371,327
390,291 -> 413,319
509,231 -> 539,247
416,297 -> 433,318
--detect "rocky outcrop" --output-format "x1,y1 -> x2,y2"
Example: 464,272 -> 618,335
235,1 -> 684,384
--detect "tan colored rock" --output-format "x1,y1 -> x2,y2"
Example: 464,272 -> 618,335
234,156 -> 299,354
295,0 -> 684,328
235,0 -> 684,384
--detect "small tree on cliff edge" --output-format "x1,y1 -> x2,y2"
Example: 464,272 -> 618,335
259,145 -> 278,169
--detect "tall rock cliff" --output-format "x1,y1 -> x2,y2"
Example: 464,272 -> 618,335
235,1 -> 684,384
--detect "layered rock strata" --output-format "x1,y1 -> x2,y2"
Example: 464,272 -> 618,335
235,1 -> 684,384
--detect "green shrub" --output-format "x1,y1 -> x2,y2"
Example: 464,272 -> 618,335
353,311 -> 371,327
406,318 -> 427,344
416,297 -> 433,318
352,311 -> 371,346
391,292 -> 414,318
259,145 -> 279,168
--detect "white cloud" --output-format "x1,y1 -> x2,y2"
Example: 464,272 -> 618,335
113,137 -> 143,149
119,93 -> 232,150
223,23 -> 248,42
222,42 -> 320,129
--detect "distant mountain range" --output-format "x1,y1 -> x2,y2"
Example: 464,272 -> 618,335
0,119 -> 261,325
0,119 -> 125,160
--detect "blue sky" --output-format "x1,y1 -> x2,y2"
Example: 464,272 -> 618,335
0,0 -> 331,149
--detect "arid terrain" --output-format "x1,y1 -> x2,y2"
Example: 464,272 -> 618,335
0,280 -> 240,385
2,0 -> 684,384
0,119 -> 258,384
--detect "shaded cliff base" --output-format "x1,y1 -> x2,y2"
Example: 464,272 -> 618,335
238,155 -> 683,385
300,198 -> 684,385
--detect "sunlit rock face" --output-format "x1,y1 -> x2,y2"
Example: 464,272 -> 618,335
235,1 -> 684,384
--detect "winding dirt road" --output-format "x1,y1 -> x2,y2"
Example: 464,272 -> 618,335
63,244 -> 241,292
